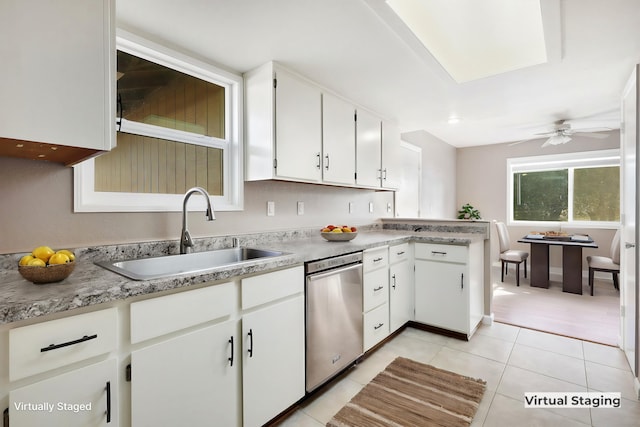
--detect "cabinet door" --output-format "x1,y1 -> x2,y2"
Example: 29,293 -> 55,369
0,0 -> 114,151
10,358 -> 117,427
242,295 -> 305,427
274,68 -> 322,182
131,320 -> 240,427
381,120 -> 402,189
322,93 -> 356,185
355,109 -> 382,188
389,259 -> 414,332
415,260 -> 469,333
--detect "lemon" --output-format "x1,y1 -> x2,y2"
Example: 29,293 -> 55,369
49,253 -> 70,265
27,258 -> 46,267
19,255 -> 35,266
56,249 -> 75,262
32,246 -> 55,262
331,228 -> 343,233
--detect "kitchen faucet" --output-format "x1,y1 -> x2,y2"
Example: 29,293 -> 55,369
180,187 -> 215,254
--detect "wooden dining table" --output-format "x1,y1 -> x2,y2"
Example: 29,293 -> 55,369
517,235 -> 598,294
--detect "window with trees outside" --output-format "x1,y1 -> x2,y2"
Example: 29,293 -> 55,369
508,149 -> 620,227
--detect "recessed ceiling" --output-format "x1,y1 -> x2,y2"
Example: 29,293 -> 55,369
116,0 -> 640,148
385,0 -> 548,83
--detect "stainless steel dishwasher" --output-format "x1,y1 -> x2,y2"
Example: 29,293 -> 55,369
305,252 -> 363,392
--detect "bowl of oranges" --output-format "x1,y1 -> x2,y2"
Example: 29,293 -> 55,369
18,246 -> 76,284
320,225 -> 358,242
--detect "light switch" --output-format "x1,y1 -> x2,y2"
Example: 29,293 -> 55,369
349,202 -> 354,213
369,202 -> 374,213
297,201 -> 304,215
267,201 -> 275,216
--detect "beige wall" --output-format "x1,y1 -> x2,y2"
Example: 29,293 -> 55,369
456,131 -> 621,270
0,157 -> 394,254
401,130 -> 457,218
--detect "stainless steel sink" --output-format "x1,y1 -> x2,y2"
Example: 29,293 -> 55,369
95,247 -> 288,280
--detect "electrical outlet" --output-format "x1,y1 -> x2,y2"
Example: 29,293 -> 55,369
297,201 -> 304,215
369,202 -> 374,213
387,202 -> 392,213
267,201 -> 275,216
349,202 -> 354,213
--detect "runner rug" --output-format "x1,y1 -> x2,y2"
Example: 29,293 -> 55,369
327,357 -> 486,427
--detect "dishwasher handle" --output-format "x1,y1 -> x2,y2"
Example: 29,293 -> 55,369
306,262 -> 362,281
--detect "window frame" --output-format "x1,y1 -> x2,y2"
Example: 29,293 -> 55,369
73,30 -> 243,212
507,149 -> 620,228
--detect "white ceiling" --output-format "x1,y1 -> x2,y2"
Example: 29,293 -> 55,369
116,0 -> 640,148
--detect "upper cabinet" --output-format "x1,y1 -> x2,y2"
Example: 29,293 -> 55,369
245,62 -> 322,183
0,0 -> 115,166
322,93 -> 356,186
355,111 -> 401,190
245,61 -> 398,190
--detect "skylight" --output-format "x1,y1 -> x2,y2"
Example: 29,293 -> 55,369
386,0 -> 548,83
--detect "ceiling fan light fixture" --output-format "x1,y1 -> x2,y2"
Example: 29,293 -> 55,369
543,134 -> 572,147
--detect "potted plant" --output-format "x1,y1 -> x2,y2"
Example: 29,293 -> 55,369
457,203 -> 481,220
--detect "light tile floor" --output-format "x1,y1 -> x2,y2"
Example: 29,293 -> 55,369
276,323 -> 640,427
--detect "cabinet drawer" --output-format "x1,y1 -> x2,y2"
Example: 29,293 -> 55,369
130,282 -> 236,344
389,243 -> 410,264
9,308 -> 117,381
363,303 -> 389,351
363,268 -> 389,312
363,246 -> 388,272
414,243 -> 467,264
242,266 -> 303,310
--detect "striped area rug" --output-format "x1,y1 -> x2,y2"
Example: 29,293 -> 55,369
327,357 -> 486,427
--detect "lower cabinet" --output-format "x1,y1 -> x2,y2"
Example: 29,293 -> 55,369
362,246 -> 390,351
414,241 -> 484,337
389,243 -> 414,332
9,358 -> 118,427
242,296 -> 305,427
130,320 -> 240,427
241,266 -> 305,427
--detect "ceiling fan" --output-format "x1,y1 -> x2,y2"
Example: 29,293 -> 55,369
511,120 -> 614,147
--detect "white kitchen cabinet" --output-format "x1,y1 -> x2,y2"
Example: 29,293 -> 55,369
381,120 -> 402,190
414,241 -> 484,338
389,243 -> 414,332
9,358 -> 118,427
245,62 -> 322,183
129,283 -> 240,427
322,92 -> 356,185
362,246 -> 390,351
355,109 -> 383,188
130,320 -> 239,427
241,267 -> 305,427
0,0 -> 115,165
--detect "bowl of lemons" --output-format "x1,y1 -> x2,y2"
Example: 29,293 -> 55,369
18,246 -> 76,284
320,225 -> 358,242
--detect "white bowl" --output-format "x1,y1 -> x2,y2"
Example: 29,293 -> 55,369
321,231 -> 357,242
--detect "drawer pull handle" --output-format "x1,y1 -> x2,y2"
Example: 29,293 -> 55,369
373,257 -> 383,262
374,323 -> 384,330
431,251 -> 447,256
396,251 -> 405,255
461,273 -> 464,289
392,274 -> 397,289
247,329 -> 254,358
373,285 -> 384,292
40,334 -> 98,352
228,336 -> 234,367
105,381 -> 112,423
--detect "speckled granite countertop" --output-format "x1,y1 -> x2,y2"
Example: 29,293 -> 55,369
0,222 -> 488,325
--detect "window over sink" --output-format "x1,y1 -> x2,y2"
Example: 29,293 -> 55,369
74,30 -> 243,212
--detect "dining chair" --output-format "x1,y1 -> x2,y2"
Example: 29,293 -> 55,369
587,229 -> 620,296
495,221 -> 529,286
